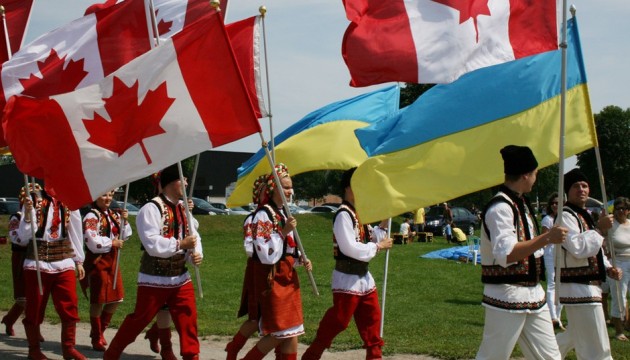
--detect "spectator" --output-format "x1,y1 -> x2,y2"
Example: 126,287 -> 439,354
414,207 -> 425,232
608,197 -> 630,341
541,192 -> 564,329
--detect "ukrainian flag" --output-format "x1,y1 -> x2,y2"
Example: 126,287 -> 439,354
227,85 -> 400,206
353,18 -> 596,223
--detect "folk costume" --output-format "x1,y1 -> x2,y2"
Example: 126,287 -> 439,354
225,175 -> 268,360
302,201 -> 387,360
104,190 -> 203,360
555,169 -> 614,360
476,146 -> 560,360
2,184 -> 43,337
250,203 -> 304,338
240,163 -> 308,360
81,203 -> 132,350
17,191 -> 86,360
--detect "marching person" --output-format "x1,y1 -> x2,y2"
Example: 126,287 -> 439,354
608,196 -> 630,341
239,163 -> 312,360
476,145 -> 567,360
81,190 -> 132,351
540,192 -> 564,329
17,187 -> 86,360
555,169 -> 623,359
302,167 -> 392,360
2,184 -> 43,339
224,175 -> 273,360
104,164 -> 203,360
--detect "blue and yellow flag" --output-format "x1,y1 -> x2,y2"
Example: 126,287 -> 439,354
227,85 -> 400,206
353,18 -> 596,223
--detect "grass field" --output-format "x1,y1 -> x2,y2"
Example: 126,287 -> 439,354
1,214 -> 628,360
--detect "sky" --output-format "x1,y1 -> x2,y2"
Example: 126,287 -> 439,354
23,0 -> 630,159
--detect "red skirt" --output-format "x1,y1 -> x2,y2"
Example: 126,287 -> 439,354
82,249 -> 124,304
252,256 -> 304,335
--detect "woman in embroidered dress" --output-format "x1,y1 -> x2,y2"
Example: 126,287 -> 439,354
82,190 -> 132,351
240,164 -> 312,360
541,192 -> 564,329
609,197 -> 630,341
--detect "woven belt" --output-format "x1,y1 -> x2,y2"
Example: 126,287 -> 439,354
335,259 -> 369,276
140,252 -> 187,277
26,239 -> 75,262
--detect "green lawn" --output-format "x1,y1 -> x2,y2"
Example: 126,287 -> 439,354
1,214 -> 628,360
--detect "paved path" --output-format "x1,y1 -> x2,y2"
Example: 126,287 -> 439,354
0,316 -> 437,360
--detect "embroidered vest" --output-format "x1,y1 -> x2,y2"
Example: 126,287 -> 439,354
559,206 -> 606,283
480,191 -> 544,286
139,195 -> 189,277
35,196 -> 69,240
333,202 -> 369,275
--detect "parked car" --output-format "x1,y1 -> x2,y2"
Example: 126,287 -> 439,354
109,201 -> 140,216
227,206 -> 251,215
0,200 -> 20,215
210,202 -> 228,211
424,205 -> 479,236
192,197 -> 228,215
288,204 -> 308,214
0,197 -> 19,202
308,205 -> 338,213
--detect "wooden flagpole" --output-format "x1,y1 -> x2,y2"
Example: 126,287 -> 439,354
177,161 -> 203,298
112,184 -> 130,290
379,218 -> 392,337
259,6 -> 276,162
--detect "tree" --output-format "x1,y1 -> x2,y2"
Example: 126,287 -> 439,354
292,170 -> 343,205
577,106 -> 630,200
400,83 -> 434,107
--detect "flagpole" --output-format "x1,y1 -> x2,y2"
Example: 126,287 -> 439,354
23,175 -> 43,295
258,134 -> 319,295
147,0 -> 160,47
553,0 -> 570,311
178,161 -> 204,298
379,218 -> 392,337
259,6 -> 276,162
112,183 -> 130,290
1,6 -> 11,56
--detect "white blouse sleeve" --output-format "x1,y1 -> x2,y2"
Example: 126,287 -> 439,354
334,211 -> 377,262
561,211 -> 604,259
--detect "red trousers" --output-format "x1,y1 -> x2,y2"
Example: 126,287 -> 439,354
314,291 -> 384,350
23,269 -> 80,326
108,282 -> 199,357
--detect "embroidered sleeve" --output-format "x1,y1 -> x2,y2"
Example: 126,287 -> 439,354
243,215 -> 254,257
69,210 -> 85,263
83,212 -> 113,254
562,212 -> 603,258
485,202 -> 518,268
136,203 -> 179,258
8,215 -> 23,245
334,211 -> 377,262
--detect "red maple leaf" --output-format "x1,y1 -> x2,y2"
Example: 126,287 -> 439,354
155,9 -> 173,36
83,77 -> 175,164
19,49 -> 89,98
432,0 -> 491,42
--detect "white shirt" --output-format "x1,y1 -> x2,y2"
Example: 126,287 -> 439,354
481,200 -> 546,313
331,210 -> 386,295
136,195 -> 203,288
559,209 -> 610,305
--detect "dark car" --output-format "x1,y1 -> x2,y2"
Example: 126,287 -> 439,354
308,205 -> 338,213
424,205 -> 479,236
191,197 -> 228,215
109,201 -> 140,216
0,200 -> 20,215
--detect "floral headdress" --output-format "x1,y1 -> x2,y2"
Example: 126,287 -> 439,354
260,163 -> 290,204
19,183 -> 42,206
252,175 -> 268,205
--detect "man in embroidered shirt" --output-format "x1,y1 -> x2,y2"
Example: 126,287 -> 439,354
17,188 -> 86,360
104,164 -> 203,360
302,167 -> 393,360
476,145 -> 567,360
555,168 -> 622,359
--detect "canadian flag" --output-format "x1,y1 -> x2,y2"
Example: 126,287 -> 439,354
152,0 -> 267,118
0,0 -> 150,147
2,12 -> 260,209
342,0 -> 558,86
0,0 -> 34,63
